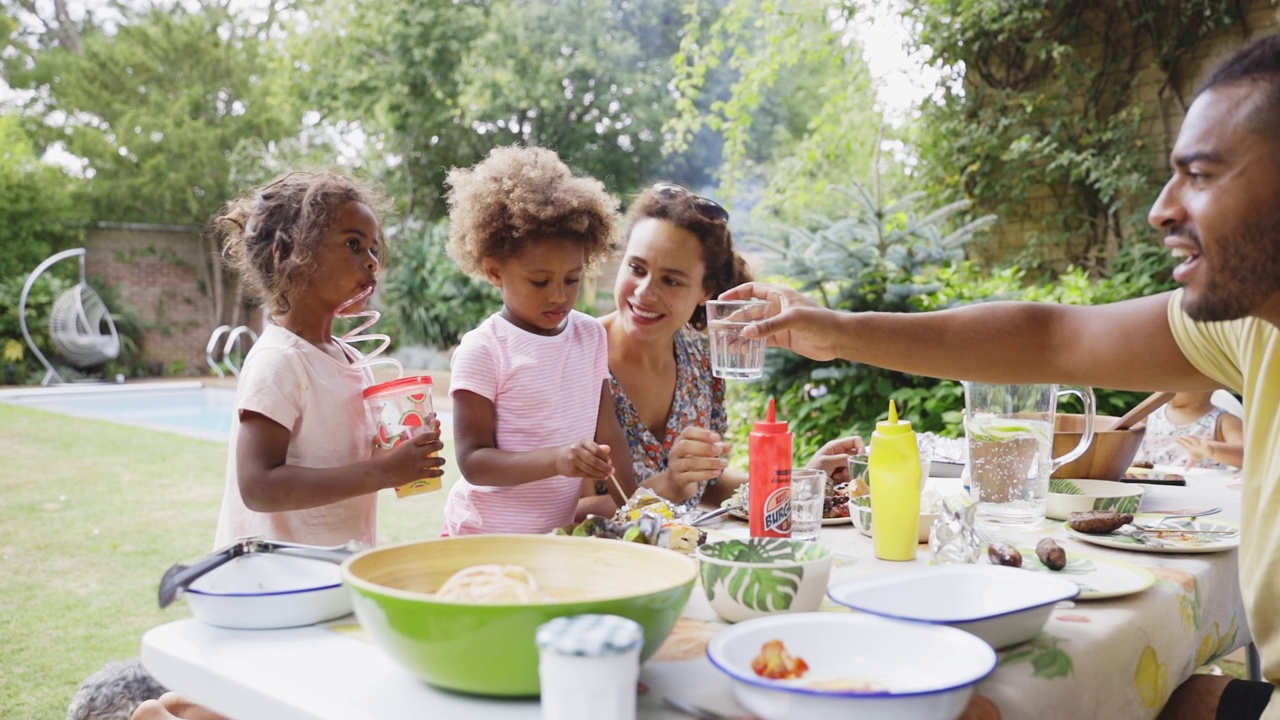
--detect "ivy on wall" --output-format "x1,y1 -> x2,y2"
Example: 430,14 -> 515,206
903,0 -> 1246,270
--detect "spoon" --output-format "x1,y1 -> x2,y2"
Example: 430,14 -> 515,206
688,502 -> 742,527
1111,391 -> 1176,431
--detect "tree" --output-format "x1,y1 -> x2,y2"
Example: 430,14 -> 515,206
666,0 -> 885,221
4,1 -> 307,326
0,113 -> 85,281
301,0 -> 694,220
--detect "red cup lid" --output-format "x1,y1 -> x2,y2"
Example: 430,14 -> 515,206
362,375 -> 433,400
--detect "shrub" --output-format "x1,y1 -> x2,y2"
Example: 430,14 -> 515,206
726,184 -> 1180,463
379,221 -> 501,351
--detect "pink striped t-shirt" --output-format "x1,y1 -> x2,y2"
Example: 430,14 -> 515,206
444,310 -> 608,535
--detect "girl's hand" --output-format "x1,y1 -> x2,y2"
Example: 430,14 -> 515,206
378,429 -> 446,488
1176,436 -> 1213,465
805,435 -> 866,483
555,439 -> 614,480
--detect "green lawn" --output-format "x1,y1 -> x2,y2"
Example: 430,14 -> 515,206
0,404 -> 457,719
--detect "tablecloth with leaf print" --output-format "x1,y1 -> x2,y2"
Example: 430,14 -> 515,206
642,471 -> 1247,720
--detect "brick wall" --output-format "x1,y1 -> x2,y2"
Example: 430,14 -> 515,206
85,223 -> 218,373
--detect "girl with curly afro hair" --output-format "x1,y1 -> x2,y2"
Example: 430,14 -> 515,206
442,146 -> 636,536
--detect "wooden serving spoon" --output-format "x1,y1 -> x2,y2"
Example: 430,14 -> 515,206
1111,391 -> 1176,431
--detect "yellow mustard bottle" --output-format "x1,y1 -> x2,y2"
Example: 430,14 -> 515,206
869,400 -> 922,561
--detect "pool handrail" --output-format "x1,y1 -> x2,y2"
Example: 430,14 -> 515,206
206,325 -> 232,378
222,326 -> 259,378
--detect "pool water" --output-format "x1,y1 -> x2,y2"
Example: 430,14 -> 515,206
0,381 -> 452,443
0,381 -> 235,442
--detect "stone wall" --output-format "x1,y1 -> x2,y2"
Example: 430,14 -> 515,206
977,2 -> 1279,261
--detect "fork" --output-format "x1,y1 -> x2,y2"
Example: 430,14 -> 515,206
663,696 -> 758,720
1137,507 -> 1223,529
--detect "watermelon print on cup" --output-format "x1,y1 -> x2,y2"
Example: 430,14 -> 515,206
363,375 -> 441,498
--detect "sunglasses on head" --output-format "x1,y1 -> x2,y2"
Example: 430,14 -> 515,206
651,183 -> 729,223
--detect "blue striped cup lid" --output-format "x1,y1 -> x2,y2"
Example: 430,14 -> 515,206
536,614 -> 643,657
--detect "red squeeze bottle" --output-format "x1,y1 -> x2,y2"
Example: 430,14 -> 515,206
749,397 -> 793,538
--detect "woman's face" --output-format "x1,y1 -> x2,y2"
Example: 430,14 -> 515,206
613,217 -> 711,340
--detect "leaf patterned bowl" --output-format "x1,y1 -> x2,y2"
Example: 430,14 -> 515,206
1045,478 -> 1144,520
695,539 -> 832,623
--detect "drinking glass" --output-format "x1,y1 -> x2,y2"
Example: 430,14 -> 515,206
847,454 -> 870,495
789,468 -> 827,542
963,382 -> 1095,531
706,300 -> 769,380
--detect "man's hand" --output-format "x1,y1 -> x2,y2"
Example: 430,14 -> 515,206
719,282 -> 839,361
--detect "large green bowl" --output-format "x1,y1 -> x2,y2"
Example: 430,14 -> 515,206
341,534 -> 697,697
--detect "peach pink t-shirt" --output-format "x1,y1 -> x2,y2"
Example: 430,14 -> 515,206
444,310 -> 608,535
214,323 -> 377,548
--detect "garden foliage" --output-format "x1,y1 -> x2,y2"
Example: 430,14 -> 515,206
902,0 -> 1245,268
379,223 -> 502,351
725,184 -> 1179,463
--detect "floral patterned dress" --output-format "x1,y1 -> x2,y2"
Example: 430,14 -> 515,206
1134,405 -> 1230,470
609,328 -> 728,513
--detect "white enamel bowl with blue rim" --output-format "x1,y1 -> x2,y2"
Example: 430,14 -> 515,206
185,553 -> 352,629
828,564 -> 1079,649
707,612 -> 997,720
696,538 -> 832,623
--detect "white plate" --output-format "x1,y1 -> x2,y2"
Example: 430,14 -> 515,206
828,564 -> 1079,648
1017,548 -> 1155,600
930,460 -> 965,478
1046,479 -> 1144,520
1063,514 -> 1240,554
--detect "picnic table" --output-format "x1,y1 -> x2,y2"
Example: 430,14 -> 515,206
140,470 -> 1247,720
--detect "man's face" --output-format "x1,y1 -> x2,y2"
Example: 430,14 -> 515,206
1148,83 -> 1280,323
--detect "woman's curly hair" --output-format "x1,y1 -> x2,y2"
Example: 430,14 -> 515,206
445,146 -> 620,278
215,170 -> 392,315
624,185 -> 752,330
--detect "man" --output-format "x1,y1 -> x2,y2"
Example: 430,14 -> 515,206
725,32 -> 1280,720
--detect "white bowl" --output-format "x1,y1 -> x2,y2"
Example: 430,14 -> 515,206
707,613 -> 996,720
696,539 -> 832,623
930,460 -> 965,478
1046,478 -> 1144,520
849,495 -> 938,544
186,553 -> 352,629
828,564 -> 1078,649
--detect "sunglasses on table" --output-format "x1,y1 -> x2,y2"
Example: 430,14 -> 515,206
651,183 -> 730,223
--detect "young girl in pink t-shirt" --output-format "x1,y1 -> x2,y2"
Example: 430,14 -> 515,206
213,170 -> 446,548
443,146 -> 636,535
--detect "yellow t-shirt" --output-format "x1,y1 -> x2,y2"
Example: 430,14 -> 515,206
1167,290 -> 1280,714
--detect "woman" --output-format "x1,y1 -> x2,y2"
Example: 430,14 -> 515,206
584,183 -> 860,516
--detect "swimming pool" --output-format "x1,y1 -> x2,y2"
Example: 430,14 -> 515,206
0,381 -> 236,442
0,381 -> 453,443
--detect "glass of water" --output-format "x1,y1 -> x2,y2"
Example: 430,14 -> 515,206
706,300 -> 769,379
789,468 -> 827,542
